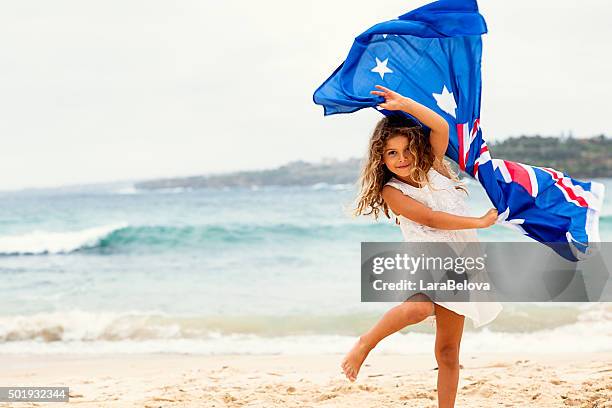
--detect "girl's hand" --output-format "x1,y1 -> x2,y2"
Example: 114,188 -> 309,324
478,208 -> 498,228
370,85 -> 407,111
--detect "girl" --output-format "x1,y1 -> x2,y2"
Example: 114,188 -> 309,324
341,85 -> 502,408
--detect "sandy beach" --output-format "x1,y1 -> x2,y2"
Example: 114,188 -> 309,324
1,352 -> 610,407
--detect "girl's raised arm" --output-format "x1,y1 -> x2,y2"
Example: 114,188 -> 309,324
371,85 -> 449,164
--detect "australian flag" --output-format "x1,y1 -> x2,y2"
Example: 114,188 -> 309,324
313,0 -> 605,261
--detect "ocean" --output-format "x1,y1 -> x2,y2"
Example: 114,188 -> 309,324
0,178 -> 611,355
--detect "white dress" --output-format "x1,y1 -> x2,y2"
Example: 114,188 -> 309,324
385,167 -> 503,328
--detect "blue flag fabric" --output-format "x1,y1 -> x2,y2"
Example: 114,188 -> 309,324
313,0 -> 605,261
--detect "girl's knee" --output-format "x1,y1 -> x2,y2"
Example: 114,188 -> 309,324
401,297 -> 434,320
435,345 -> 460,367
408,293 -> 434,313
418,301 -> 435,319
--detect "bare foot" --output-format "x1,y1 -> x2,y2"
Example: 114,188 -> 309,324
341,337 -> 374,382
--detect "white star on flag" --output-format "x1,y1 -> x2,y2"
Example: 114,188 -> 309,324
432,85 -> 457,118
371,57 -> 393,80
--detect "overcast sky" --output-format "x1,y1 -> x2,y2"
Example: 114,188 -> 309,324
1,0 -> 610,190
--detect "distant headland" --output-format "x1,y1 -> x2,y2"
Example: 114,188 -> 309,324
135,134 -> 611,190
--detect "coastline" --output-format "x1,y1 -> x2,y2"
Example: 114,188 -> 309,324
2,352 -> 610,407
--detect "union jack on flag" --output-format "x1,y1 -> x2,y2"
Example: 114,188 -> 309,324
313,0 -> 605,261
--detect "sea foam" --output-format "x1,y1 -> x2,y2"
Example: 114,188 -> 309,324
0,304 -> 609,355
0,223 -> 128,255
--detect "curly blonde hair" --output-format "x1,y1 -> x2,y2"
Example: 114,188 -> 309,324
353,115 -> 467,221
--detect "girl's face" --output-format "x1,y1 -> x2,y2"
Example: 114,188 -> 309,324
383,135 -> 414,177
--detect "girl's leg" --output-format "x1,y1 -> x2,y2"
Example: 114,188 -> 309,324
433,304 -> 465,408
341,293 -> 434,381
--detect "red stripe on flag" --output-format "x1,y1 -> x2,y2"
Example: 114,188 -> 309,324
457,123 -> 465,170
541,168 -> 589,207
470,118 -> 480,139
503,160 -> 533,196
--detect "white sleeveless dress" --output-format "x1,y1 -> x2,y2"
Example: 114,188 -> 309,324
385,167 -> 503,328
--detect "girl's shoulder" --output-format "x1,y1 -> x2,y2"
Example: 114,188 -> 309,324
384,168 -> 437,192
383,175 -> 437,217
383,176 -> 435,206
384,177 -> 415,195
385,169 -> 463,200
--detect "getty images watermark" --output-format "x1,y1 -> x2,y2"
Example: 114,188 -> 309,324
361,242 -> 612,302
